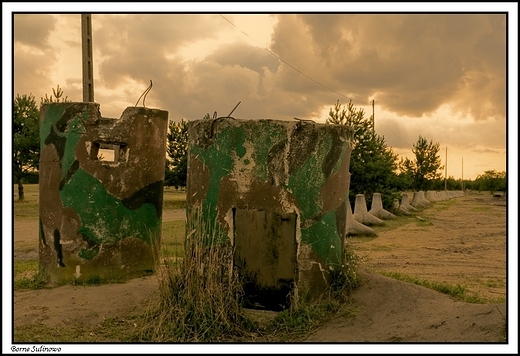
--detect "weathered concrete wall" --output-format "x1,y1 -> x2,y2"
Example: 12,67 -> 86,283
39,102 -> 168,284
187,118 -> 352,305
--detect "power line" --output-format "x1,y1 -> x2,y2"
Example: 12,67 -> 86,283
376,116 -> 412,147
220,14 -> 451,159
219,15 -> 368,106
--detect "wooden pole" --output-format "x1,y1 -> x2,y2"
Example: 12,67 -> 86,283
462,157 -> 464,191
81,14 -> 94,102
444,147 -> 447,191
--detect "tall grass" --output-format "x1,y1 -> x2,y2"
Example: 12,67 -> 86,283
14,185 -> 364,341
138,207 -> 363,342
139,207 -> 256,342
160,221 -> 185,259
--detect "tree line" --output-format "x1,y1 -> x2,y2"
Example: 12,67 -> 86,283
165,100 -> 507,209
13,88 -> 507,205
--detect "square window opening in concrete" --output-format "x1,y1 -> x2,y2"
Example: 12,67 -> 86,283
89,142 -> 127,162
233,208 -> 297,311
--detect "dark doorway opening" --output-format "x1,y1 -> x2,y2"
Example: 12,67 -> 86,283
233,209 -> 297,311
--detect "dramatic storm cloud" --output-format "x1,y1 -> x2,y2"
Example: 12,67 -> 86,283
6,5 -> 515,180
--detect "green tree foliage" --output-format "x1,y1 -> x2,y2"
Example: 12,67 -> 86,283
430,176 -> 464,191
396,157 -> 414,191
165,113 -> 212,188
327,100 -> 400,209
400,135 -> 443,191
166,119 -> 189,189
13,94 -> 40,201
13,86 -> 71,201
41,84 -> 69,104
474,170 -> 506,193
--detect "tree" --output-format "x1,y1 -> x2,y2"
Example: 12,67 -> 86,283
400,135 -> 443,191
165,114 -> 212,189
396,157 -> 414,191
327,100 -> 400,209
13,85 -> 71,201
13,94 -> 40,201
166,119 -> 189,189
474,170 -> 506,194
41,84 -> 69,104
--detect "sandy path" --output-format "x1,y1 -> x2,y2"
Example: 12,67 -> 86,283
12,193 -> 510,346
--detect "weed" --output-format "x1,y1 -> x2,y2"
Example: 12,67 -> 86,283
160,220 -> 185,259
162,200 -> 186,210
137,206 -> 363,342
162,189 -> 187,210
14,270 -> 48,290
329,242 -> 362,298
263,303 -> 327,341
372,215 -> 416,233
483,278 -> 506,289
431,199 -> 457,211
249,241 -> 363,342
378,271 -> 496,303
13,316 -> 144,342
12,185 -> 354,342
138,207 -> 256,342
14,259 -> 38,275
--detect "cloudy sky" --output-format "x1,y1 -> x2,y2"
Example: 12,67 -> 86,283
3,4 -> 518,354
5,3 -> 517,181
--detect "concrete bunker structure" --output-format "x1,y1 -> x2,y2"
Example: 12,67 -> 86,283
39,102 -> 168,284
187,118 -> 352,309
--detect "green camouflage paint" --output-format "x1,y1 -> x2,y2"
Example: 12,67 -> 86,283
187,118 -> 352,296
287,134 -> 331,221
60,168 -> 160,258
300,210 -> 342,266
39,102 -> 168,284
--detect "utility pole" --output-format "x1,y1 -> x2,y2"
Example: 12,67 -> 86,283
462,157 -> 464,191
81,14 -> 94,102
444,147 -> 447,191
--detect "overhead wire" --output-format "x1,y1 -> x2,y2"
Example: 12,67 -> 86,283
220,15 -> 473,180
376,117 -> 412,147
220,14 -> 432,151
219,14 -> 368,106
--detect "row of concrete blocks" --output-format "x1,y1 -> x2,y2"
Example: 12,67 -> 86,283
397,190 -> 465,216
346,190 -> 465,236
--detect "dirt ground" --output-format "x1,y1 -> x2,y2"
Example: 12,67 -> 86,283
10,193 -> 513,349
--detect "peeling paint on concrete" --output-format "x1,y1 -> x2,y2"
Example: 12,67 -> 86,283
39,102 -> 168,284
187,118 -> 352,305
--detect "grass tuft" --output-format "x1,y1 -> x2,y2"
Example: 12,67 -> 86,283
14,270 -> 49,290
378,271 -> 499,304
138,206 -> 256,342
138,206 -> 363,342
